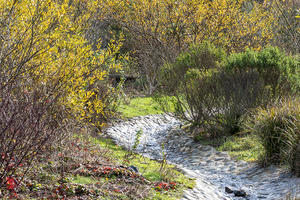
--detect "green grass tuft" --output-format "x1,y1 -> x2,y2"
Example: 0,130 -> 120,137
118,97 -> 164,118
217,134 -> 264,162
72,175 -> 99,184
195,133 -> 264,162
243,98 -> 300,173
118,96 -> 175,118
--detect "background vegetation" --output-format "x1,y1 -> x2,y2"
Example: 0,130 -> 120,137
0,0 -> 299,198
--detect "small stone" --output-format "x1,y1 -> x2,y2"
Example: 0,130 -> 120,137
257,195 -> 267,199
229,166 -> 236,171
225,187 -> 233,194
234,189 -> 247,197
231,183 -> 237,187
129,165 -> 139,173
214,157 -> 224,161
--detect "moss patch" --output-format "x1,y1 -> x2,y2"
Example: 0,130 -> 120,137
118,97 -> 163,118
217,134 -> 264,162
195,133 -> 264,162
72,175 -> 99,185
118,97 -> 176,118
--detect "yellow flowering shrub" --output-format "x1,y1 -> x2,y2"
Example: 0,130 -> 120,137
0,0 -> 126,129
102,0 -> 276,52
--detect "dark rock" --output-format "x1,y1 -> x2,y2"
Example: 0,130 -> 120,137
225,187 -> 233,194
129,165 -> 139,173
225,187 -> 247,198
234,189 -> 247,197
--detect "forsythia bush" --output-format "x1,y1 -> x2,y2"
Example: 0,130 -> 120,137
104,0 -> 276,52
0,0 -> 126,128
0,0 -> 125,186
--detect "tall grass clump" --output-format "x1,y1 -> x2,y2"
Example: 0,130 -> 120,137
244,98 -> 300,175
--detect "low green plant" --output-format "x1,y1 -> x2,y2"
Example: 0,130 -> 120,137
243,98 -> 300,174
157,44 -> 299,139
156,42 -> 274,137
159,142 -> 167,174
123,129 -> 143,164
72,175 -> 99,185
160,70 -> 267,137
132,129 -> 143,151
157,42 -> 226,134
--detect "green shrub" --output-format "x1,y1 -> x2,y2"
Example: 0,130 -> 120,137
159,41 -> 226,94
224,46 -> 300,96
157,42 -> 268,137
244,98 -> 300,175
217,70 -> 269,135
174,41 -> 226,73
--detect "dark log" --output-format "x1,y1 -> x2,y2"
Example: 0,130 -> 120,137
108,74 -> 138,85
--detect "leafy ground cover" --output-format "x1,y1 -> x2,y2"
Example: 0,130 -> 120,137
88,135 -> 195,199
0,130 -> 194,199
